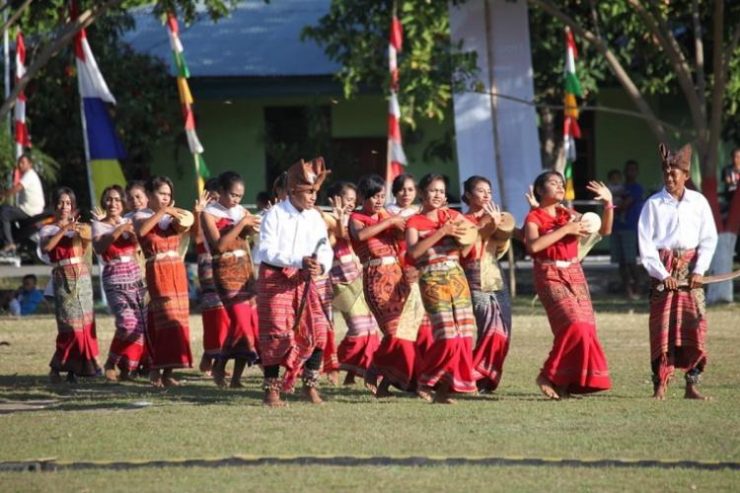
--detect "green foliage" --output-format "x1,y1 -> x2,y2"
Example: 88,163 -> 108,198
302,0 -> 478,129
0,126 -> 60,184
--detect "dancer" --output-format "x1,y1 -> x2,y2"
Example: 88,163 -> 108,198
406,174 -> 477,403
350,174 -> 416,398
460,176 -> 512,392
41,187 -> 99,383
202,171 -> 261,388
524,171 -> 613,399
638,144 -> 717,400
124,181 -> 148,217
92,185 -> 147,382
326,181 -> 380,386
256,158 -> 333,406
134,176 -> 193,387
192,178 -> 229,375
385,173 -> 434,381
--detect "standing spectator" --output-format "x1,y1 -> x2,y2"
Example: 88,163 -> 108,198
0,154 -> 46,255
611,160 -> 644,299
721,147 -> 740,207
8,274 -> 45,316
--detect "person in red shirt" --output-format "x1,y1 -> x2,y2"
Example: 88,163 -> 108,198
523,171 -> 613,399
406,174 -> 477,404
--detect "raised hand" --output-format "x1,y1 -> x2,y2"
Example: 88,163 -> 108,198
329,195 -> 344,217
91,207 -> 106,221
194,190 -> 213,214
482,201 -> 502,226
586,180 -> 613,204
524,185 -> 539,209
241,212 -> 262,229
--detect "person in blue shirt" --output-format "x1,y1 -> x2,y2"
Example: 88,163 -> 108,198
611,160 -> 644,299
9,274 -> 45,316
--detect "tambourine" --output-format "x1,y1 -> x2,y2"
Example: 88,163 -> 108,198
491,211 -> 515,242
580,212 -> 601,234
174,209 -> 194,228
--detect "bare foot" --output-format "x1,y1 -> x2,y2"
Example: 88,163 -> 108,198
49,371 -> 62,384
149,370 -> 164,388
416,386 -> 433,402
375,379 -> 393,398
364,376 -> 378,396
263,392 -> 287,407
652,382 -> 667,400
104,368 -> 118,383
556,386 -> 572,399
326,371 -> 340,386
536,374 -> 560,400
163,376 -> 180,387
343,372 -> 356,386
433,382 -> 456,404
684,384 -> 711,400
199,356 -> 213,374
302,386 -> 324,404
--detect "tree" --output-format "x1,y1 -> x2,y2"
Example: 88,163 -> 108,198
528,0 -> 740,302
0,0 -> 242,122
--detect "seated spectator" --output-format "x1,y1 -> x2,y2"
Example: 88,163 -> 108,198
8,274 -> 45,316
0,154 -> 46,255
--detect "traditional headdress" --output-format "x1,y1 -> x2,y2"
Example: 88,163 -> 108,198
286,156 -> 331,192
658,143 -> 692,173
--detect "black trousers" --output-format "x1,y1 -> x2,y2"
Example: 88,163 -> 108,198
0,205 -> 29,247
264,348 -> 323,379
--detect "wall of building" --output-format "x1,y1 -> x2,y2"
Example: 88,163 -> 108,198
150,92 -> 460,206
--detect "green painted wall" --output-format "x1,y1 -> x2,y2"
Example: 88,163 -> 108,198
150,92 -> 460,206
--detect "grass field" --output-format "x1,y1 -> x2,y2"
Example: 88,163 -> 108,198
0,299 -> 738,492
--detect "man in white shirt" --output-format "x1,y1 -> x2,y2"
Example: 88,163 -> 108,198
256,157 -> 333,407
638,143 -> 718,401
0,154 -> 46,254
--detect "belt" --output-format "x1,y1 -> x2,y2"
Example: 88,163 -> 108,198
107,255 -> 134,265
538,258 -> 578,268
213,249 -> 247,260
332,253 -> 358,268
363,256 -> 397,268
419,259 -> 459,273
54,257 -> 82,267
146,250 -> 179,262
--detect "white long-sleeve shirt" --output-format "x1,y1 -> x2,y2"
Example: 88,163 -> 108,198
256,199 -> 332,274
637,187 -> 718,280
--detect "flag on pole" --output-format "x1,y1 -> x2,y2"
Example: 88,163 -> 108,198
562,27 -> 582,201
166,13 -> 209,194
14,31 -> 30,160
386,4 -> 407,196
74,24 -> 127,207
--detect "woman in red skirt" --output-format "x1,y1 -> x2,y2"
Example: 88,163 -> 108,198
350,174 -> 415,398
406,174 -> 477,404
192,178 -> 230,375
41,187 -> 99,383
134,176 -> 193,387
326,181 -> 380,386
524,171 -> 613,399
202,171 -> 261,388
460,176 -> 512,392
92,185 -> 147,382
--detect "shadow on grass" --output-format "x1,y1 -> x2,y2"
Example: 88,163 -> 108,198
0,372 -> 265,409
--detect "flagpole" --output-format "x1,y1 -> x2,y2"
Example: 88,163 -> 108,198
3,8 -> 9,136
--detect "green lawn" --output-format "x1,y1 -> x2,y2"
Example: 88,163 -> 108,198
0,301 -> 738,491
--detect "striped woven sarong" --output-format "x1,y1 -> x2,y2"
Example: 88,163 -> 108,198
257,264 -> 329,392
197,252 -> 229,357
145,255 -> 192,370
463,260 -> 512,391
103,260 -> 148,372
533,261 -> 610,393
649,249 -> 707,384
213,253 -> 258,358
334,276 -> 380,377
50,263 -> 100,376
416,261 -> 476,393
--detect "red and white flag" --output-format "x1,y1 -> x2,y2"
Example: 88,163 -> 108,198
386,10 -> 407,194
14,31 -> 30,160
